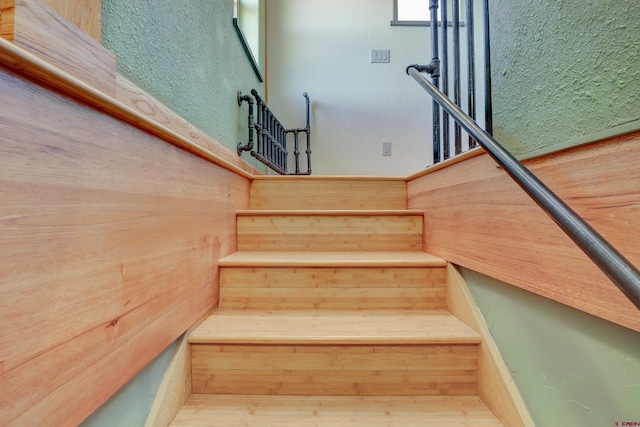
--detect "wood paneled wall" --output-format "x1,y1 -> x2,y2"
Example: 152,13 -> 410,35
408,132 -> 640,332
0,1 -> 254,425
0,62 -> 250,425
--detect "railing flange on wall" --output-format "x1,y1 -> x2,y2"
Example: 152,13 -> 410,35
237,90 -> 255,156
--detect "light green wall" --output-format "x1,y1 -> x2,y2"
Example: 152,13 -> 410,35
490,0 -> 640,157
80,341 -> 176,427
101,0 -> 266,171
462,268 -> 640,426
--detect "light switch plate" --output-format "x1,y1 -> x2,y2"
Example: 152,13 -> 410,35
382,142 -> 392,156
370,49 -> 390,63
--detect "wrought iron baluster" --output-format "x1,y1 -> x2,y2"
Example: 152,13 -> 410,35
466,0 -> 477,148
441,0 -> 450,160
453,0 -> 462,155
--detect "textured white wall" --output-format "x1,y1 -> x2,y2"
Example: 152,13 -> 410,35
267,0 -> 435,175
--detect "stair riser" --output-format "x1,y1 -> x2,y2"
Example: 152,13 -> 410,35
192,344 -> 478,396
237,215 -> 422,251
220,267 -> 446,310
250,179 -> 407,210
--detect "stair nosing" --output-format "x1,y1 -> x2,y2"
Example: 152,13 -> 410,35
188,310 -> 481,345
218,251 -> 447,268
236,209 -> 424,216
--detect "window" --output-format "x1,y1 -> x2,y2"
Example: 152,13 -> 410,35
233,0 -> 264,82
391,1 -> 465,27
391,0 -> 439,26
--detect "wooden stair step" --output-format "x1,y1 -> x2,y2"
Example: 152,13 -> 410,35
189,310 -> 480,344
220,265 -> 446,310
237,210 -> 423,252
170,395 -> 505,426
249,177 -> 407,210
218,251 -> 447,267
189,311 -> 480,396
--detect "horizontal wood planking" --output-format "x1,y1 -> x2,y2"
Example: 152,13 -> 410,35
170,395 -> 503,426
115,74 -> 261,177
237,213 -> 423,251
250,178 -> 407,210
0,66 -> 249,425
408,132 -> 640,332
191,344 -> 478,396
446,265 -> 535,427
188,310 -> 480,345
42,0 -> 101,42
220,267 -> 446,310
1,0 -> 116,96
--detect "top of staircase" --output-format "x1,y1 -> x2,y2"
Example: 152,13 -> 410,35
219,251 -> 447,267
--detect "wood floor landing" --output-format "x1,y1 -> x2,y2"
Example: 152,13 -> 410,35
170,395 -> 504,426
188,310 -> 480,344
218,251 -> 447,267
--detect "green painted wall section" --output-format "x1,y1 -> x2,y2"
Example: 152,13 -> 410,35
80,341 -> 176,427
462,268 -> 640,426
490,0 -> 640,157
101,0 -> 265,171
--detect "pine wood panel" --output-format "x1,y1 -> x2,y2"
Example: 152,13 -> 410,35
170,395 -> 504,427
188,310 -> 480,344
0,66 -> 249,425
191,344 -> 478,396
408,133 -> 640,332
115,74 -> 261,176
42,0 -> 101,41
1,0 -> 116,96
250,178 -> 407,210
237,213 -> 423,251
446,265 -> 535,427
0,1 -> 14,37
220,267 -> 446,310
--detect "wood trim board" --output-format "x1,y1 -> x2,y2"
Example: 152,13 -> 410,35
1,0 -> 115,95
42,0 -> 101,42
446,264 -> 535,427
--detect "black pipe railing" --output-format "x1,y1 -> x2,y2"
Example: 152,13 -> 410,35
406,66 -> 640,310
238,90 -> 312,175
413,0 -> 492,162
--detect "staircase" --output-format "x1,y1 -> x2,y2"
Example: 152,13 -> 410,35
170,177 -> 507,426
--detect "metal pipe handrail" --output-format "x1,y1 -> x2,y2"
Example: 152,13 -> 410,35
407,65 -> 640,310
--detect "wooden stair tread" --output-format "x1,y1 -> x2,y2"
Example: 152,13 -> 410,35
188,310 -> 480,344
251,176 -> 408,180
219,251 -> 447,267
170,395 -> 504,426
236,209 -> 424,216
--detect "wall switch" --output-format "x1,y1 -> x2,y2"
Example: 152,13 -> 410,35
382,142 -> 392,156
370,49 -> 390,63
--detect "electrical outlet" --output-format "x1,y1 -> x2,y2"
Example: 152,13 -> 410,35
382,142 -> 392,156
370,49 -> 390,63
